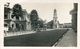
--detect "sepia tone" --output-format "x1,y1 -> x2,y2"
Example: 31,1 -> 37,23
4,2 -> 77,47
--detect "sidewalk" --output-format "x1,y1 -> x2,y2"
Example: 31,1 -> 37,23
55,28 -> 77,47
4,29 -> 55,37
4,31 -> 36,37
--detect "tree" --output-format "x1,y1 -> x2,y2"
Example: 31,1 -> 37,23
12,4 -> 23,31
30,9 -> 39,30
12,4 -> 23,20
38,19 -> 44,28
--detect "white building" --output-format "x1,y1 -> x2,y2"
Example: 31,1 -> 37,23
22,9 -> 31,31
4,3 -> 31,32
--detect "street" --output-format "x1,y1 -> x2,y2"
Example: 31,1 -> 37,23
4,28 -> 68,46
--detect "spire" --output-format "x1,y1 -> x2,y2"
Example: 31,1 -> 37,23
53,9 -> 57,21
53,9 -> 58,29
54,9 -> 57,17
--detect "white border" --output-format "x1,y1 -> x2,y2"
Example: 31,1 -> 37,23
0,0 -> 80,49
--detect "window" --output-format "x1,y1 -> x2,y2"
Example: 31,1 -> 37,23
4,24 -> 8,27
12,24 -> 14,28
4,15 -> 8,19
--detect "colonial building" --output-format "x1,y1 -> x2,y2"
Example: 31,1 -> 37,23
70,3 -> 77,32
4,3 -> 12,32
22,9 -> 31,31
53,9 -> 59,29
4,3 -> 31,32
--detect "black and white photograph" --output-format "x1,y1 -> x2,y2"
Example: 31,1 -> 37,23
3,1 -> 77,47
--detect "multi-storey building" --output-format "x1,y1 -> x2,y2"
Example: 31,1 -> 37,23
4,3 -> 12,32
70,3 -> 77,32
4,3 -> 31,32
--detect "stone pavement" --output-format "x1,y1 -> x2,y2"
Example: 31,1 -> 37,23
55,28 -> 77,47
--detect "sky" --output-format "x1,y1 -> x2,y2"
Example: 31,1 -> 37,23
4,1 -> 73,24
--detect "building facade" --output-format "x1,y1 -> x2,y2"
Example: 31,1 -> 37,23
70,3 -> 77,32
22,9 -> 31,31
63,23 -> 72,28
4,3 -> 31,32
4,3 -> 12,32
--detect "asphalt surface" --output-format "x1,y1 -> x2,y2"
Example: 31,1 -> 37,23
4,29 -> 68,46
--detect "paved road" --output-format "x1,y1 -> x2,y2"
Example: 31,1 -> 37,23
4,28 -> 68,46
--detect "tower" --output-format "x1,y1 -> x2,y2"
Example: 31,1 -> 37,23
53,9 -> 58,29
